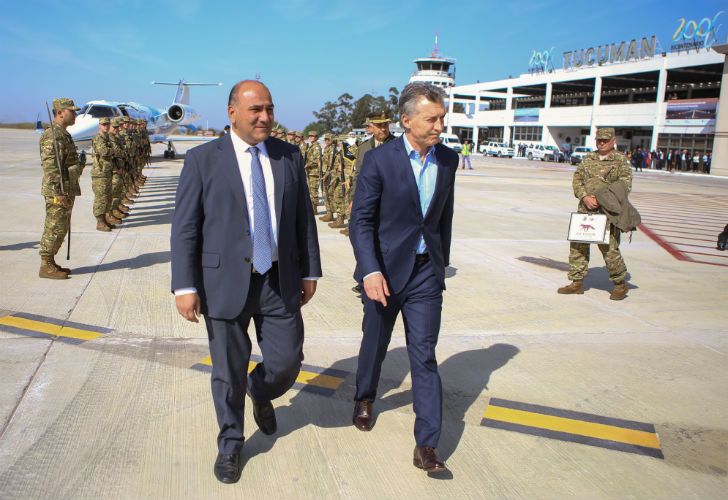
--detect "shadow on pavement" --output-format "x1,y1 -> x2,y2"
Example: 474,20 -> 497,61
71,251 -> 170,274
243,343 -> 520,467
0,241 -> 39,252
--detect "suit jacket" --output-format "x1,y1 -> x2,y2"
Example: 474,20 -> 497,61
171,133 -> 322,319
349,136 -> 457,294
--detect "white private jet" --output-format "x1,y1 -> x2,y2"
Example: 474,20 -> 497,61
67,80 -> 221,158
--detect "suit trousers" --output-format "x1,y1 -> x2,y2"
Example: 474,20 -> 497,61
204,264 -> 304,454
354,257 -> 444,448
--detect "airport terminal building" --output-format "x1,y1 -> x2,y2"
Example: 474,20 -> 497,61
444,31 -> 726,170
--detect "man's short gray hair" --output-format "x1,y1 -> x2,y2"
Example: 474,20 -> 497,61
398,82 -> 447,118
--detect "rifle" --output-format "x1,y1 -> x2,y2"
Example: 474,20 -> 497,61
45,102 -> 71,260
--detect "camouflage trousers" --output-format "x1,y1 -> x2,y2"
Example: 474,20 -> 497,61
321,175 -> 334,213
40,196 -> 75,256
91,176 -> 113,217
111,173 -> 124,209
331,176 -> 346,217
567,225 -> 627,283
306,167 -> 320,211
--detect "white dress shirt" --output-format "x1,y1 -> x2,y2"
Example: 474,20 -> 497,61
230,131 -> 279,260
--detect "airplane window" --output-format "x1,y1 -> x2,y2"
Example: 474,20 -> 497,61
87,106 -> 116,118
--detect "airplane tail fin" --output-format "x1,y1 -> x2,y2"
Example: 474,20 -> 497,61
152,80 -> 222,105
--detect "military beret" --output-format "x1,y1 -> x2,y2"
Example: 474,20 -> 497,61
98,117 -> 111,125
367,111 -> 391,124
596,127 -> 615,140
53,98 -> 80,111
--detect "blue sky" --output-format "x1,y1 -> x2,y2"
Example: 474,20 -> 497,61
1,0 -> 725,129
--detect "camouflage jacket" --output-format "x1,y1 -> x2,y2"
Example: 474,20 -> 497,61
91,132 -> 114,177
304,142 -> 321,171
109,132 -> 127,171
119,130 -> 134,164
40,123 -> 81,197
573,150 -> 632,213
321,143 -> 337,179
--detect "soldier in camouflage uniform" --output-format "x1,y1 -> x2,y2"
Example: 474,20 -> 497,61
119,117 -> 135,209
331,136 -> 357,230
558,127 -> 632,300
286,130 -> 296,144
90,117 -> 115,231
38,98 -> 83,279
109,117 -> 128,222
319,133 -> 337,222
303,130 -> 322,213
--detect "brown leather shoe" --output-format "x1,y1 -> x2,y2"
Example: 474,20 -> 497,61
610,281 -> 628,300
352,400 -> 374,431
112,209 -> 127,220
340,228 -> 349,236
413,446 -> 448,474
319,212 -> 334,222
557,280 -> 583,294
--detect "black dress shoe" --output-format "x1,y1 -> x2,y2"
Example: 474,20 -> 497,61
247,388 -> 277,435
352,283 -> 362,294
352,400 -> 374,431
413,446 -> 448,474
214,453 -> 242,484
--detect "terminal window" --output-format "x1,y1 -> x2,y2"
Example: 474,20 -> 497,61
513,126 -> 543,142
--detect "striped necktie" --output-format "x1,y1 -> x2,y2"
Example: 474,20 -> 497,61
248,146 -> 272,274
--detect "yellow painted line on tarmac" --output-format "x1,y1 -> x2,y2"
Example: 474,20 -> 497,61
197,355 -> 259,373
0,315 -> 104,342
484,405 -> 660,449
192,355 -> 347,396
482,398 -> 663,458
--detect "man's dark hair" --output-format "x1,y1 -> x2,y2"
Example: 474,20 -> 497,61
398,82 -> 446,118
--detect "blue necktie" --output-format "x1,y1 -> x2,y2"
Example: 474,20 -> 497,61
249,146 -> 273,274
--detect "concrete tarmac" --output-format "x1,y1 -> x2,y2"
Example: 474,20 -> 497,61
0,128 -> 727,499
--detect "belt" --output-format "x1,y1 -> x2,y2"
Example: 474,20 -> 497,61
415,253 -> 429,264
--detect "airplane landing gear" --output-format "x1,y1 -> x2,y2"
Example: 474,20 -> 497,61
164,141 -> 176,159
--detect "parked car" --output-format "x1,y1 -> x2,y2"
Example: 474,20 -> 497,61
570,146 -> 594,165
439,133 -> 463,153
480,141 -> 515,158
526,144 -> 563,162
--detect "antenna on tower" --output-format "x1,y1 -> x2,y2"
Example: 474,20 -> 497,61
431,32 -> 441,58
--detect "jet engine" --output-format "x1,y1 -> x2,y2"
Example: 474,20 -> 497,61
166,104 -> 200,125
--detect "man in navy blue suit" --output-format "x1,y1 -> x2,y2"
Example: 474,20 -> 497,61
349,82 -> 458,474
171,80 -> 321,484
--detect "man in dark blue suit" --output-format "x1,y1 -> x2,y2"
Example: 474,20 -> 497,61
171,80 -> 321,484
349,82 -> 457,474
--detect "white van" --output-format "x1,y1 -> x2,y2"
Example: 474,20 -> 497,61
439,133 -> 463,152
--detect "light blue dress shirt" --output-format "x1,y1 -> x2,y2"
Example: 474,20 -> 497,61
402,134 -> 438,255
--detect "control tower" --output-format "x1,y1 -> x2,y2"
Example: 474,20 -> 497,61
409,34 -> 456,88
